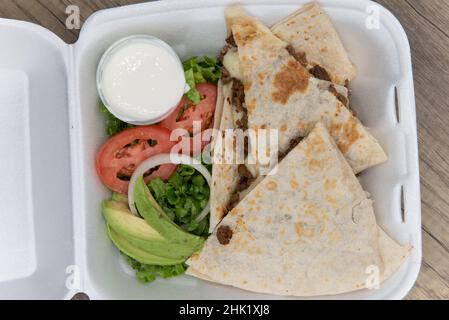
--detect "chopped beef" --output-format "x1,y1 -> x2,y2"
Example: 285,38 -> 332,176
235,112 -> 248,130
232,79 -> 246,113
238,164 -> 253,179
236,177 -> 253,192
218,44 -> 231,64
236,165 -> 255,192
278,136 -> 304,161
328,84 -> 349,107
309,65 -> 332,82
226,34 -> 236,47
218,34 -> 237,63
221,66 -> 232,84
217,225 -> 233,245
227,192 -> 240,212
286,45 -> 308,68
243,135 -> 249,158
344,80 -> 353,97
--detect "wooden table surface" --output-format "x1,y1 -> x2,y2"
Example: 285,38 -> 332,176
1,0 -> 448,300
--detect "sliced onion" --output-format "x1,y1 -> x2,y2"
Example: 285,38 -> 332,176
128,154 -> 212,224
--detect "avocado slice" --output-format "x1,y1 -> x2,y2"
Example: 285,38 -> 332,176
103,201 -> 201,259
112,192 -> 128,204
133,176 -> 205,249
107,225 -> 186,266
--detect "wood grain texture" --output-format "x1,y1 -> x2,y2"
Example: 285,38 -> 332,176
0,0 -> 448,300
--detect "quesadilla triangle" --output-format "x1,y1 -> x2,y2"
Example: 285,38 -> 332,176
187,123 -> 409,297
209,80 -> 241,232
271,2 -> 357,85
224,6 -> 387,175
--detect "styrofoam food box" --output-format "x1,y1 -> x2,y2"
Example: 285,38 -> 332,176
0,0 -> 421,300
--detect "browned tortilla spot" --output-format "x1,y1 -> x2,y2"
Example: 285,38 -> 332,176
247,99 -> 256,115
290,179 -> 299,189
308,158 -> 323,171
232,23 -> 258,45
280,123 -> 288,132
267,181 -> 278,191
272,60 -> 310,104
324,179 -> 337,191
331,117 -> 363,154
294,222 -> 314,238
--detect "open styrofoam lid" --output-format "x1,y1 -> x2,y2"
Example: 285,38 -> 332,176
0,20 -> 74,299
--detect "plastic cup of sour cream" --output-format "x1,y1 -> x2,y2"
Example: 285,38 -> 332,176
97,35 -> 188,125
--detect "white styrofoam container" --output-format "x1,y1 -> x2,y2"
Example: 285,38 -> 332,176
0,0 -> 421,300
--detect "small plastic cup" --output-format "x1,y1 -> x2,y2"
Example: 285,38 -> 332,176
97,35 -> 188,125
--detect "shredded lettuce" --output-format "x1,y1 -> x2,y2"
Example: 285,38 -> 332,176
148,164 -> 211,237
100,102 -> 134,137
125,255 -> 187,284
183,56 -> 222,104
124,164 -> 210,284
101,57 -> 217,284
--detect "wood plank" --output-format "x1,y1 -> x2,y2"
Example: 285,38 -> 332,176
374,0 -> 449,300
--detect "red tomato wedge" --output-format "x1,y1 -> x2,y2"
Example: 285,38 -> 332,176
95,126 -> 178,194
160,83 -> 217,134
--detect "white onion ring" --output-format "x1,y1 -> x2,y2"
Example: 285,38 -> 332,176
128,154 -> 212,224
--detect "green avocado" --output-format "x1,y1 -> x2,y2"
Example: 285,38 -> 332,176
133,176 -> 204,250
107,225 -> 185,265
102,201 -> 201,259
111,192 -> 128,204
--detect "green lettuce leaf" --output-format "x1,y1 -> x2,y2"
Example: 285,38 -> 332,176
147,164 -> 210,237
125,255 -> 187,284
100,103 -> 134,137
183,56 -> 221,104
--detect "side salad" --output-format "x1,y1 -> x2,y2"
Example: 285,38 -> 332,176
96,56 -> 221,283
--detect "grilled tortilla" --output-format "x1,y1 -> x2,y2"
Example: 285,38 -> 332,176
209,81 -> 241,232
272,2 -> 357,85
187,123 -> 409,297
225,5 -> 386,175
210,6 -> 387,232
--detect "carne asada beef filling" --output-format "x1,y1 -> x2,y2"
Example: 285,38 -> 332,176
218,34 -> 237,66
286,45 -> 308,68
217,225 -> 233,245
231,79 -> 246,114
227,164 -> 255,212
237,164 -> 255,191
286,46 -> 336,84
309,64 -> 332,82
278,136 -> 304,162
225,78 -> 252,213
328,84 -> 349,107
221,66 -> 232,84
328,84 -> 355,115
218,35 -> 237,85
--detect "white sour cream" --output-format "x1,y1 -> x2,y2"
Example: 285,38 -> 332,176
98,36 -> 186,125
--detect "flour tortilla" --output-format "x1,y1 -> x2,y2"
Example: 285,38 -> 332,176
209,81 -> 240,232
209,6 -> 386,232
188,123 -> 388,296
188,226 -> 411,294
225,6 -> 386,175
272,2 -> 357,85
378,228 -> 412,283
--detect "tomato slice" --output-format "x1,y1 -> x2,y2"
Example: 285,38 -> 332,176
96,126 -> 178,194
160,83 -> 217,134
